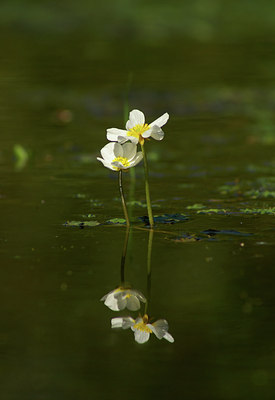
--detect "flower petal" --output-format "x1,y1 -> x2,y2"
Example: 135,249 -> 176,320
124,135 -> 139,145
111,161 -> 127,170
126,109 -> 145,129
113,143 -> 123,158
122,142 -> 137,160
163,332 -> 174,343
102,293 -> 120,311
150,126 -> 164,141
150,112 -> 169,128
111,317 -> 135,329
130,152 -> 143,167
111,317 -> 124,328
97,157 -> 116,171
132,290 -> 147,303
150,319 -> 169,339
134,330 -> 150,344
125,296 -> 140,311
107,128 -> 128,143
100,142 -> 115,161
141,128 -> 153,138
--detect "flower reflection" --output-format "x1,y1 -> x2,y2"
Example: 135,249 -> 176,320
101,287 -> 146,311
111,314 -> 174,344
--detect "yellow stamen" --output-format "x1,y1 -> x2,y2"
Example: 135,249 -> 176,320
112,156 -> 130,171
127,123 -> 150,143
133,320 -> 152,333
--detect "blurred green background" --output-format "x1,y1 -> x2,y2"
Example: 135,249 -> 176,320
1,2 -> 275,400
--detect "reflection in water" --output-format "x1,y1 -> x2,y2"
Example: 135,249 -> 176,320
102,228 -> 174,344
111,314 -> 174,344
101,226 -> 146,311
101,287 -> 146,311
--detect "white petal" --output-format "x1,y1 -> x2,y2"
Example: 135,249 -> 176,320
150,126 -> 164,141
125,135 -> 139,145
122,142 -> 137,160
121,317 -> 135,329
107,128 -> 128,142
141,128 -> 153,138
150,112 -> 169,128
150,319 -> 169,339
163,332 -> 174,343
103,294 -> 120,311
125,296 -> 140,311
115,297 -> 127,311
111,317 -> 134,329
129,152 -> 143,167
134,330 -> 150,344
113,143 -> 123,158
127,109 -> 145,129
97,157 -> 116,171
100,142 -> 115,161
111,317 -> 124,328
131,290 -> 147,303
111,161 -> 128,170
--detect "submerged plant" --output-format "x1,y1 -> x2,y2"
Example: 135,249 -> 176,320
111,314 -> 174,344
107,109 -> 169,228
97,142 -> 143,226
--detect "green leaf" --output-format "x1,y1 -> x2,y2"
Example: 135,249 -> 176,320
64,220 -> 100,227
105,218 -> 126,225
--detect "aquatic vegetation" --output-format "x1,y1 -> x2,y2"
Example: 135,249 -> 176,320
217,183 -> 241,196
186,203 -> 206,210
126,200 -> 160,208
240,207 -> 275,215
245,189 -> 275,199
101,287 -> 146,311
196,208 -> 229,214
105,218 -> 126,225
201,229 -> 253,237
64,220 -> 100,227
13,144 -> 29,171
140,213 -> 189,225
111,314 -> 174,344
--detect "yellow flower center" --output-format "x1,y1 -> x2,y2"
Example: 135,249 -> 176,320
127,124 -> 150,144
133,321 -> 152,333
112,156 -> 130,171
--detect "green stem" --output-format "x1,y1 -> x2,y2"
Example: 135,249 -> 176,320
123,73 -> 136,222
144,228 -> 154,315
141,143 -> 154,228
118,170 -> 130,228
120,226 -> 130,284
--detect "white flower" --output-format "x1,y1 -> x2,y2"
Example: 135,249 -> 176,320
107,109 -> 169,145
97,142 -> 142,171
111,314 -> 174,344
101,287 -> 146,311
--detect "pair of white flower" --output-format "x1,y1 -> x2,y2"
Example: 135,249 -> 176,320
101,287 -> 174,344
97,109 -> 169,171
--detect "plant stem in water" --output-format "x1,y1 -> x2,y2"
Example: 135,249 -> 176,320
120,226 -> 130,284
141,143 -> 154,228
118,170 -> 130,227
144,228 -> 154,315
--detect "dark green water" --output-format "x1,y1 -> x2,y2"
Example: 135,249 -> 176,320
1,10 -> 275,400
